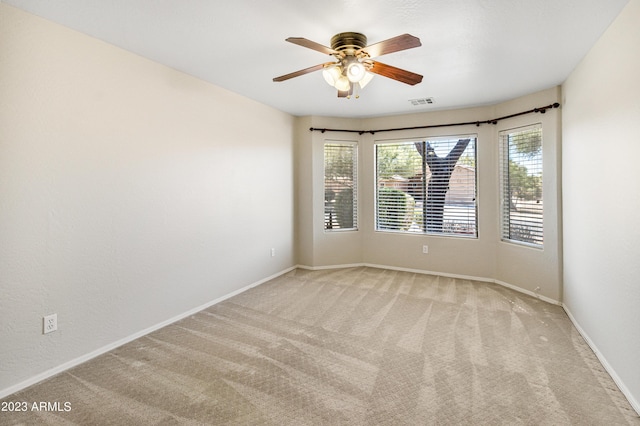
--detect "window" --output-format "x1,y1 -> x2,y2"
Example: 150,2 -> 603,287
324,142 -> 357,230
499,124 -> 543,246
375,137 -> 477,237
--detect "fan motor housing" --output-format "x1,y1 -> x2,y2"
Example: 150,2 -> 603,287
331,32 -> 367,52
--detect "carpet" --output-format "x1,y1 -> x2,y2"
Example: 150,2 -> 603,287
1,267 -> 638,425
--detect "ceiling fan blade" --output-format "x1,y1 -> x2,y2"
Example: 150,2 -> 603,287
363,34 -> 421,58
285,37 -> 337,55
368,61 -> 423,85
273,63 -> 333,82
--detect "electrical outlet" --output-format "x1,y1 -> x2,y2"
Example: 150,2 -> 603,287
43,314 -> 57,334
422,245 -> 429,254
271,248 -> 276,257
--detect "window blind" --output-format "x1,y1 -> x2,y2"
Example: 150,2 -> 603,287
375,137 -> 477,237
499,125 -> 543,246
324,142 -> 357,230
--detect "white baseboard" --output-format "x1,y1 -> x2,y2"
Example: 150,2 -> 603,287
0,266 -> 297,400
297,262 -> 562,306
366,262 -> 495,283
562,305 -> 640,416
296,263 -> 365,271
493,278 -> 561,305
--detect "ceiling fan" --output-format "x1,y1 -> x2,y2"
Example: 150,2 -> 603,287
273,32 -> 423,98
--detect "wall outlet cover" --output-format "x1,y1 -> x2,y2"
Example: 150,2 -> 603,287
43,313 -> 57,334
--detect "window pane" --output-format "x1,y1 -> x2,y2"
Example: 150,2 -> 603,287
324,142 -> 357,230
375,137 -> 477,237
500,125 -> 543,246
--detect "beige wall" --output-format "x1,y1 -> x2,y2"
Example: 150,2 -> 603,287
295,116 -> 365,267
562,0 -> 640,412
297,88 -> 562,302
0,4 -> 295,396
494,88 -> 563,301
360,108 -> 498,281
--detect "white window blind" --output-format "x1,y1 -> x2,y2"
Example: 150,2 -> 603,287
375,137 -> 477,237
324,142 -> 357,230
499,124 -> 543,246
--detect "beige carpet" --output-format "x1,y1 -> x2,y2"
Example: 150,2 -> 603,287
2,267 -> 639,425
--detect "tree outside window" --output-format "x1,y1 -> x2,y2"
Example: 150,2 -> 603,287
375,137 -> 477,237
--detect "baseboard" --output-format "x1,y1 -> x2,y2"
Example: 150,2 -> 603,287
0,266 -> 297,400
364,263 -> 495,284
297,262 -> 562,306
296,263 -> 366,271
493,278 -> 561,306
371,263 -> 562,305
562,304 -> 640,416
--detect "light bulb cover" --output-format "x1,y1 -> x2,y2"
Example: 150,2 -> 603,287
358,72 -> 374,89
322,65 -> 342,86
346,62 -> 365,82
334,75 -> 351,91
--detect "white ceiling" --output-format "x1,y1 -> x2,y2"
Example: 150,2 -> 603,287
3,0 -> 630,118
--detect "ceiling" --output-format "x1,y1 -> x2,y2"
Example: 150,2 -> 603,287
3,0 -> 630,118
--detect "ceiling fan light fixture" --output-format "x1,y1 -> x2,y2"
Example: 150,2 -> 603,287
273,32 -> 423,99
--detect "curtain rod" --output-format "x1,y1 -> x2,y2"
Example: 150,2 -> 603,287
309,102 -> 560,135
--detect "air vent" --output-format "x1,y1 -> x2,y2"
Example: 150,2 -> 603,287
409,97 -> 434,106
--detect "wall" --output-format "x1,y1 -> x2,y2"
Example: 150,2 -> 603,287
0,4 -> 295,396
359,106 -> 497,281
298,88 -> 562,302
296,116 -> 365,268
562,0 -> 640,412
494,88 -> 563,302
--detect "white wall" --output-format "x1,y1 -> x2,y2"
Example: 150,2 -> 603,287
562,0 -> 640,412
0,4 -> 295,396
297,89 -> 562,302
